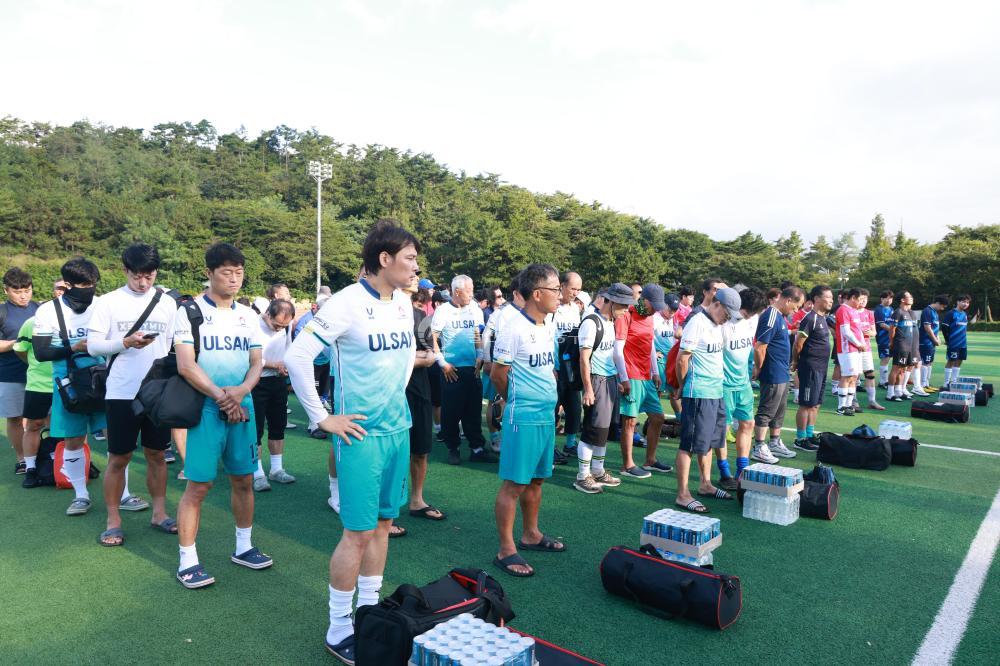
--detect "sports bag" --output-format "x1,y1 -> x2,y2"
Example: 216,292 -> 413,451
799,465 -> 839,520
53,440 -> 100,488
660,417 -> 682,438
53,298 -> 106,414
599,544 -> 742,630
133,298 -> 205,429
557,313 -> 604,391
887,437 -> 918,466
34,433 -> 59,486
354,567 -> 514,666
910,401 -> 969,423
975,389 -> 989,407
816,432 -> 891,471
665,343 -> 681,390
983,383 -> 994,398
508,628 -> 604,665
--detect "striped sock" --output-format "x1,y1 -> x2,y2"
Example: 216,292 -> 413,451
576,442 -> 593,479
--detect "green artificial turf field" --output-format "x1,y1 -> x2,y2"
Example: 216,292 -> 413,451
1,334 -> 998,665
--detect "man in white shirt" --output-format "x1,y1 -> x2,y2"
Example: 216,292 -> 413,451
88,244 -> 179,546
552,271 -> 583,462
250,299 -> 296,492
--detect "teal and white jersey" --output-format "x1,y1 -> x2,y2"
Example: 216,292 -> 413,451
489,304 -> 521,362
679,311 -> 724,399
174,295 -> 262,407
431,301 -> 483,367
300,280 -> 415,435
578,313 -> 616,377
494,309 -> 557,425
33,297 -> 104,382
722,314 -> 757,388
653,312 -> 676,357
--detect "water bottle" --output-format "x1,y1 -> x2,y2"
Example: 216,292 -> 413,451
58,376 -> 78,404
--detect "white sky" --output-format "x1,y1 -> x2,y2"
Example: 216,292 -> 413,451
3,0 -> 999,243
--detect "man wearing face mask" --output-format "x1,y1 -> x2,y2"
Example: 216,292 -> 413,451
87,244 -> 179,545
32,258 -> 105,516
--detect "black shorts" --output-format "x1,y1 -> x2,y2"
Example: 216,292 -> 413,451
428,363 -> 443,408
252,375 -> 289,443
22,390 -> 53,421
407,391 -> 433,456
106,398 -> 171,455
797,366 -> 827,408
679,397 -> 726,455
892,351 -> 919,367
947,347 -> 968,361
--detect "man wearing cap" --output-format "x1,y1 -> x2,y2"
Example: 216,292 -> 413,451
573,283 -> 633,494
721,287 -> 767,483
674,288 -> 742,513
615,284 -> 671,478
752,286 -> 805,461
551,272 -> 583,462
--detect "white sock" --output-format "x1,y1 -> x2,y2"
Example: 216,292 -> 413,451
179,543 -> 199,571
576,441 -> 594,479
433,423 -> 441,433
235,526 -> 253,554
327,585 -> 356,646
24,455 -> 37,470
902,372 -> 912,392
270,454 -> 283,473
591,445 -> 607,475
329,475 -> 339,500
880,365 -> 889,384
848,390 -> 856,404
254,459 -> 265,479
945,367 -> 956,384
121,464 -> 130,501
62,450 -> 89,499
895,384 -> 905,397
886,384 -> 895,398
792,388 -> 799,401
921,366 -> 931,387
357,575 -> 383,608
832,380 -> 840,395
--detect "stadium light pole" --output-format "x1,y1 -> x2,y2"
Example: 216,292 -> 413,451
308,160 -> 333,295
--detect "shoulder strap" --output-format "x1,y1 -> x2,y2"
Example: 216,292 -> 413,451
182,299 -> 204,359
582,313 -> 604,350
0,302 -> 7,331
106,289 -> 164,374
52,298 -> 78,370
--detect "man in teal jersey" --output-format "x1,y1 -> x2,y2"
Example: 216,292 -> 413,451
286,220 -> 420,664
490,264 -> 565,577
174,244 -> 267,589
721,288 -> 767,486
674,288 -> 742,513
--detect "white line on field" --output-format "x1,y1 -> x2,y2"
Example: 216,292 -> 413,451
778,428 -> 1000,457
911,486 -> 1000,665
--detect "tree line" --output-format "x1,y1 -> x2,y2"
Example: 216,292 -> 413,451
0,117 -> 996,318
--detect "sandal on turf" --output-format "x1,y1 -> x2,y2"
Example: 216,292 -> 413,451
676,499 -> 710,513
98,527 -> 125,547
119,495 -> 149,512
150,517 -> 178,534
517,534 -> 565,553
493,553 -> 534,577
389,524 -> 407,538
698,488 -> 733,500
408,505 -> 446,521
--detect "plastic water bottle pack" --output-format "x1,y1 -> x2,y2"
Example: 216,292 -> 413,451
642,508 -> 721,546
741,464 -> 803,488
652,547 -> 714,567
956,376 -> 983,389
877,420 -> 913,440
742,490 -> 800,526
410,614 -> 535,666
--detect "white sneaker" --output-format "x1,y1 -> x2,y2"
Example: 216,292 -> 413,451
327,495 -> 340,513
268,469 -> 296,484
489,438 -> 501,453
751,443 -> 779,464
912,388 -> 930,396
573,475 -> 603,494
769,440 -> 797,459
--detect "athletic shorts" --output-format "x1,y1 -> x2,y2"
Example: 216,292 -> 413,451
920,345 -> 936,365
892,351 -> 919,367
0,382 -> 25,419
655,358 -> 674,396
335,430 -> 409,531
581,375 -> 620,448
22,390 -> 52,421
251,375 -> 289,444
797,365 -> 827,408
620,379 -> 663,419
861,350 -> 875,373
106,398 -> 171,455
877,341 -> 891,359
678,397 -> 726,455
481,370 -> 496,401
947,347 -> 967,361
499,421 -> 554,485
723,384 -> 755,423
837,352 -> 861,376
407,391 -> 433,456
50,386 -> 106,439
428,364 -> 443,408
184,403 -> 258,482
754,382 -> 788,429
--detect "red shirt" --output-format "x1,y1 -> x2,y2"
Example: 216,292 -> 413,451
789,308 -> 808,333
615,306 -> 654,380
835,306 -> 865,354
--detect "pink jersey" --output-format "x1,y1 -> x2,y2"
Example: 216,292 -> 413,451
835,306 -> 865,354
675,304 -> 692,327
858,308 -> 875,351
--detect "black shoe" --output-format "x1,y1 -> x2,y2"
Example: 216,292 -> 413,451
469,449 -> 497,463
164,448 -> 176,464
308,427 -> 328,440
718,476 -> 739,491
843,407 -> 855,416
552,449 -> 570,465
15,461 -> 26,475
435,430 -> 445,442
446,449 -> 461,465
852,401 -> 863,413
21,468 -> 40,488
325,634 -> 356,665
794,438 -> 819,452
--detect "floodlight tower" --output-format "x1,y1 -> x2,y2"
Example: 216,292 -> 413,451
308,160 -> 333,295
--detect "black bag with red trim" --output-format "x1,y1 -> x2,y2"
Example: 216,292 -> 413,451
887,437 -> 918,466
354,567 -> 514,666
910,400 -> 970,423
508,628 -> 605,665
599,545 -> 742,630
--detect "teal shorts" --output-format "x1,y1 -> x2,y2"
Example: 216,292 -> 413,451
50,386 -> 106,439
482,371 -> 496,401
335,430 -> 409,531
184,403 -> 258,482
499,421 -> 554,485
620,379 -> 664,419
724,384 -> 755,424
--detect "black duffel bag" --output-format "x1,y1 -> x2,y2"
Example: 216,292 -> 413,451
817,432 -> 892,470
799,465 -> 839,520
599,545 -> 742,630
354,568 -> 514,666
911,400 -> 970,423
975,389 -> 989,407
983,383 -> 994,398
887,437 -> 918,466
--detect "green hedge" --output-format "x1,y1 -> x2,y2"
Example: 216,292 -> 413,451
969,321 -> 1000,332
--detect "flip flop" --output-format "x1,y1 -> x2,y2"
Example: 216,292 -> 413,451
676,499 -> 710,513
150,517 -> 178,534
517,534 -> 566,553
493,553 -> 534,578
389,524 -> 408,538
698,488 -> 733,500
98,527 -> 125,547
408,505 -> 446,521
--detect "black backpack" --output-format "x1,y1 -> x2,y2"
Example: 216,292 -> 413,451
34,435 -> 59,486
354,568 -> 514,666
557,313 -> 604,390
